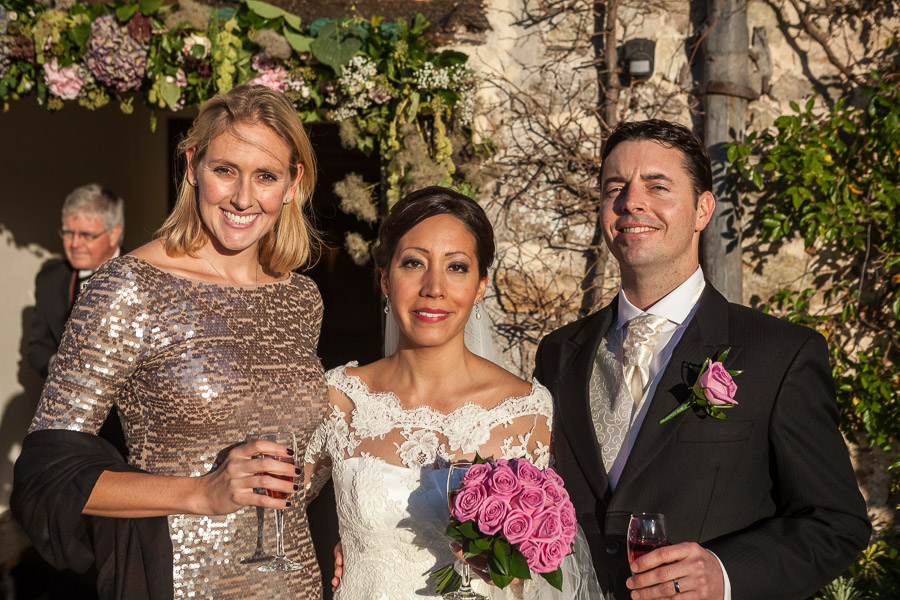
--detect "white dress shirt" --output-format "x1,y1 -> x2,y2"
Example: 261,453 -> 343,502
610,267 -> 732,600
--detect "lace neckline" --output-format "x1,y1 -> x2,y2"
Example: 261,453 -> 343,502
335,361 -> 541,418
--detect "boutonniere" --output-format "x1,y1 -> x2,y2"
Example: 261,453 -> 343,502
660,348 -> 742,424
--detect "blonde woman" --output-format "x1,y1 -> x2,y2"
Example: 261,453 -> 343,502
14,84 -> 327,599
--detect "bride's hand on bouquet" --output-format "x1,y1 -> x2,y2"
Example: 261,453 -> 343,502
449,541 -> 524,586
193,440 -> 298,515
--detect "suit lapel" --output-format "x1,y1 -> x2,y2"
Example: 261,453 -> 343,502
614,285 -> 732,492
555,300 -> 617,502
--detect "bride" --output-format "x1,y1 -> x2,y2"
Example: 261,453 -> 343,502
306,187 -> 598,599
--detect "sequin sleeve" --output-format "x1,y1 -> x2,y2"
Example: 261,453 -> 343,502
29,259 -> 151,434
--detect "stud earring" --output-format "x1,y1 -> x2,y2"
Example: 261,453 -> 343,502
191,179 -> 198,186
474,301 -> 482,320
384,295 -> 391,314
283,196 -> 291,204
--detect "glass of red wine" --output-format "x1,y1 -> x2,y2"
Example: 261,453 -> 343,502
627,512 -> 669,568
254,431 -> 302,572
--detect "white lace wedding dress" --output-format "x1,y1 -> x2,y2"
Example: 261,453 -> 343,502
306,363 -> 600,600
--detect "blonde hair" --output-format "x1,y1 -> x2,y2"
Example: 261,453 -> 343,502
155,84 -> 319,273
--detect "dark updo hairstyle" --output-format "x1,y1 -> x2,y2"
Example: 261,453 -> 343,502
373,186 -> 495,279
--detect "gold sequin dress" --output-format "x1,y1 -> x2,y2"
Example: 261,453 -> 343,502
29,255 -> 328,600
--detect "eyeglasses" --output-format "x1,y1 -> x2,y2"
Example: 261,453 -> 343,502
58,228 -> 108,242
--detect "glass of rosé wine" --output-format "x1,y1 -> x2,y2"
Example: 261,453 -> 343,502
253,431 -> 302,572
627,512 -> 669,568
444,462 -> 486,600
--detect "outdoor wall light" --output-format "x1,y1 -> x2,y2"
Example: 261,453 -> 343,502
623,38 -> 656,81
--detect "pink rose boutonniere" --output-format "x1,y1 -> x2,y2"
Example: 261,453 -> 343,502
660,348 -> 742,424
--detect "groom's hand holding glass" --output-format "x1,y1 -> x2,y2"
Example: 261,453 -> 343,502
625,541 -> 726,599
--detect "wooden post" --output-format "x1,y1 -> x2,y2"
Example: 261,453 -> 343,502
701,0 -> 753,303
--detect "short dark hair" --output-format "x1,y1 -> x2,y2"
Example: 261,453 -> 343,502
601,119 -> 713,199
373,186 -> 495,279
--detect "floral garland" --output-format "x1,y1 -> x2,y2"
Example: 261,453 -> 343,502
0,0 -> 485,263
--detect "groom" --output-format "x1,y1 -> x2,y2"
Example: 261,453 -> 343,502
534,119 -> 870,599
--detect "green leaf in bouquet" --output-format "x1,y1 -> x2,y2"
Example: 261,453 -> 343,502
540,566 -> 564,591
445,523 -> 465,543
489,538 -> 512,575
458,520 -> 480,539
490,570 -> 515,589
471,535 -> 492,552
508,546 -> 532,580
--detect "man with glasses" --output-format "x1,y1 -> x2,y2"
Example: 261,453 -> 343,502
27,183 -> 124,378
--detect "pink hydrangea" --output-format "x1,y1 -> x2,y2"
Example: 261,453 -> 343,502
250,68 -> 287,92
43,57 -> 83,100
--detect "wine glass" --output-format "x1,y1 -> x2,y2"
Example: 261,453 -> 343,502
443,462 -> 486,600
254,431 -> 303,572
627,512 -> 669,568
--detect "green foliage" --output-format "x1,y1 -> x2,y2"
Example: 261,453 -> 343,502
730,75 -> 900,468
1,0 -> 489,251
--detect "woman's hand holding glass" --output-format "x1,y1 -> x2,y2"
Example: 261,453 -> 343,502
194,438 -> 298,516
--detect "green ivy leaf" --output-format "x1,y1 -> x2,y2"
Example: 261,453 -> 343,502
160,81 -> 181,109
116,4 -> 139,22
310,20 -> 364,72
283,28 -> 312,53
68,24 -> 92,48
138,0 -> 163,17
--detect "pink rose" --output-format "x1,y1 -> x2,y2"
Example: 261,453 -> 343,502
502,509 -> 534,544
543,467 -> 565,487
541,479 -> 568,506
477,497 -> 509,535
532,508 -> 562,542
518,540 -> 541,571
513,459 -> 545,487
511,486 -> 545,515
487,464 -> 521,499
535,539 -> 568,573
559,504 -> 577,541
493,458 -> 509,469
451,483 -> 486,522
698,361 -> 738,405
462,463 -> 492,485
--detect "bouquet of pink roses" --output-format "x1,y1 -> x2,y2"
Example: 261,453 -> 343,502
433,456 -> 578,592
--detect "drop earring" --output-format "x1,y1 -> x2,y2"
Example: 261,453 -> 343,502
474,301 -> 482,320
384,295 -> 391,314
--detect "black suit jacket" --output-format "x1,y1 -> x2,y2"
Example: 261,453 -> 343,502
27,260 -> 128,457
27,260 -> 76,378
535,284 -> 870,600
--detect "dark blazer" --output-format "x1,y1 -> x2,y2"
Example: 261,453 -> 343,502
535,284 -> 870,600
26,259 -> 128,457
27,260 -> 77,377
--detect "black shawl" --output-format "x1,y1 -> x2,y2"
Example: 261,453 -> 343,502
11,429 -> 173,600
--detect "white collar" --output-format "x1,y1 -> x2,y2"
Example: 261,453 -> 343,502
617,267 -> 706,330
77,248 -> 120,279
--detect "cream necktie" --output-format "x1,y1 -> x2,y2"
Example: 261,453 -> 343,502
622,314 -> 669,408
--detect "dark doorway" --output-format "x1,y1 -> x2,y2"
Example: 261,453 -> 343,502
305,122 -> 383,371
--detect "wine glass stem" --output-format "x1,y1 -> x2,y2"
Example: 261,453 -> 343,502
274,509 -> 286,559
460,563 -> 473,592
